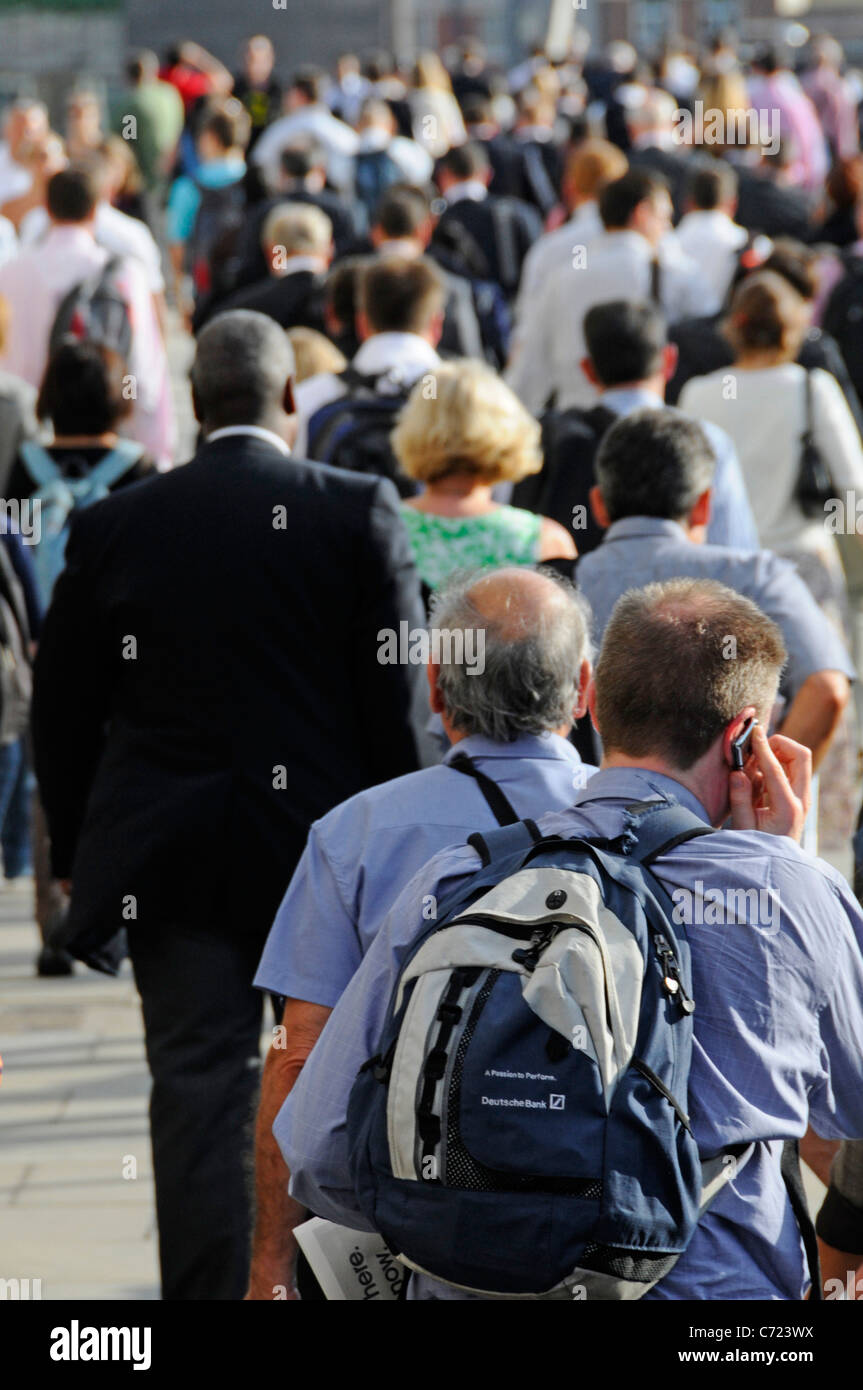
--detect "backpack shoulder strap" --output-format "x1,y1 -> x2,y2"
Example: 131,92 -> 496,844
86,440 -> 145,491
620,798 -> 715,866
489,198 -> 519,291
448,751 -> 519,827
467,818 -> 542,868
19,441 -> 62,489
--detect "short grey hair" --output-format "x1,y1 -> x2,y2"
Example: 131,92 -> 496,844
261,201 -> 333,257
431,567 -> 592,741
191,310 -> 295,424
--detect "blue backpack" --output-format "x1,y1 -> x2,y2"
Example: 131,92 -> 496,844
347,799 -> 755,1299
19,440 -> 144,606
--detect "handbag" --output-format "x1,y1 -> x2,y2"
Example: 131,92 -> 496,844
795,369 -> 834,519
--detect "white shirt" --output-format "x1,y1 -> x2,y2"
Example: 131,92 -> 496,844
443,179 -> 488,205
252,106 -> 359,193
355,128 -> 433,187
206,424 -> 290,455
0,214 -> 17,269
680,363 -> 863,555
0,224 -> 175,466
295,332 -> 441,456
0,142 -> 31,205
19,202 -> 165,294
673,210 -> 748,308
512,201 -> 604,343
507,229 -> 719,414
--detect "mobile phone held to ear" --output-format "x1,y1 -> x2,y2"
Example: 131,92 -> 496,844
730,717 -> 758,772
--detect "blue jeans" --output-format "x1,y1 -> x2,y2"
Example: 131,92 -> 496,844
0,739 -> 32,878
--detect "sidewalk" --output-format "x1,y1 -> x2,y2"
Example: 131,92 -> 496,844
0,883 -> 159,1300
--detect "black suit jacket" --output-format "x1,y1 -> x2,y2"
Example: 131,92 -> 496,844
217,269 -> 327,333
733,168 -> 815,242
433,195 -> 543,298
31,437 -> 428,968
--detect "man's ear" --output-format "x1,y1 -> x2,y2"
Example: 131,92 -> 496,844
283,376 -> 296,418
586,676 -> 600,733
721,705 -> 757,768
581,356 -> 600,388
427,660 -> 444,713
574,658 -> 591,720
356,308 -> 372,342
688,487 -> 712,530
661,342 -> 679,381
589,485 -> 610,530
427,309 -> 445,347
370,224 -> 384,248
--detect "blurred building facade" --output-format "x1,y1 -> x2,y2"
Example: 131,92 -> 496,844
0,0 -> 860,119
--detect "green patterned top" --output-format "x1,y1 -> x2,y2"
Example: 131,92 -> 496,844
401,504 -> 543,590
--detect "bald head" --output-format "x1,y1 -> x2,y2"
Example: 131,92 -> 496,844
430,567 -> 592,742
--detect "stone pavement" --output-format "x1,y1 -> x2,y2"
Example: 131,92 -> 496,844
0,884 -> 159,1300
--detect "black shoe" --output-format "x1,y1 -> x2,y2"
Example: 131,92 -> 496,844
36,944 -> 74,977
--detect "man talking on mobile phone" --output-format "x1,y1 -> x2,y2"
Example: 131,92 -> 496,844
280,577 -> 863,1300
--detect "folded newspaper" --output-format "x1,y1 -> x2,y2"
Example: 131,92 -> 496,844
294,1217 -> 406,1300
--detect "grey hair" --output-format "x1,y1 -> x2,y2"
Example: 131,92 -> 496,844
261,201 -> 333,258
190,310 -> 295,424
430,567 -> 593,741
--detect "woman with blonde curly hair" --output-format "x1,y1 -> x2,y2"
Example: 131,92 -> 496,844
393,359 -> 576,590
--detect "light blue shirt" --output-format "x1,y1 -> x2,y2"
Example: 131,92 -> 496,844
255,732 -> 594,1008
601,386 -> 759,552
576,517 -> 855,699
278,767 -> 863,1300
166,156 -> 246,245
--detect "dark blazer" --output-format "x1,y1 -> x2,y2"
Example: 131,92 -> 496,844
31,435 -> 428,969
217,268 -> 328,333
433,194 -> 543,298
733,168 -> 815,242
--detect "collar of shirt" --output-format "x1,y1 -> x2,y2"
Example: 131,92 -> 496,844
602,386 -> 664,415
42,223 -> 100,254
205,425 -> 290,455
352,332 -> 440,377
445,179 -> 488,204
277,256 -> 326,277
443,731 -> 583,766
602,515 -> 688,545
195,156 -> 246,187
569,764 -> 711,824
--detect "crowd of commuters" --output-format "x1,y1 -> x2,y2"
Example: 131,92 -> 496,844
1,24 -> 863,1304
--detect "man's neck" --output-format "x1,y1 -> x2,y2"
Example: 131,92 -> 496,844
601,376 -> 666,402
601,750 -> 725,825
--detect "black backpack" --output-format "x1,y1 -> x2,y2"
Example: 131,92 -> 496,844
512,403 -> 618,556
823,253 -> 863,407
187,179 -> 247,312
305,367 -> 419,497
49,255 -> 133,361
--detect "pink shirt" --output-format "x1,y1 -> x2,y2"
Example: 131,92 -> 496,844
0,224 -> 175,466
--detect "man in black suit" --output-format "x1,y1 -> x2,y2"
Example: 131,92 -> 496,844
215,201 -> 331,333
734,145 -> 816,242
232,139 -> 363,292
432,142 -> 543,301
31,310 -> 429,1300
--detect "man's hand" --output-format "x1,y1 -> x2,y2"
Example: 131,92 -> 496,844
728,725 -> 811,841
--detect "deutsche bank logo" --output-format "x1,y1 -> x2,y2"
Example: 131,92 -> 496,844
549,1094 -> 565,1110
